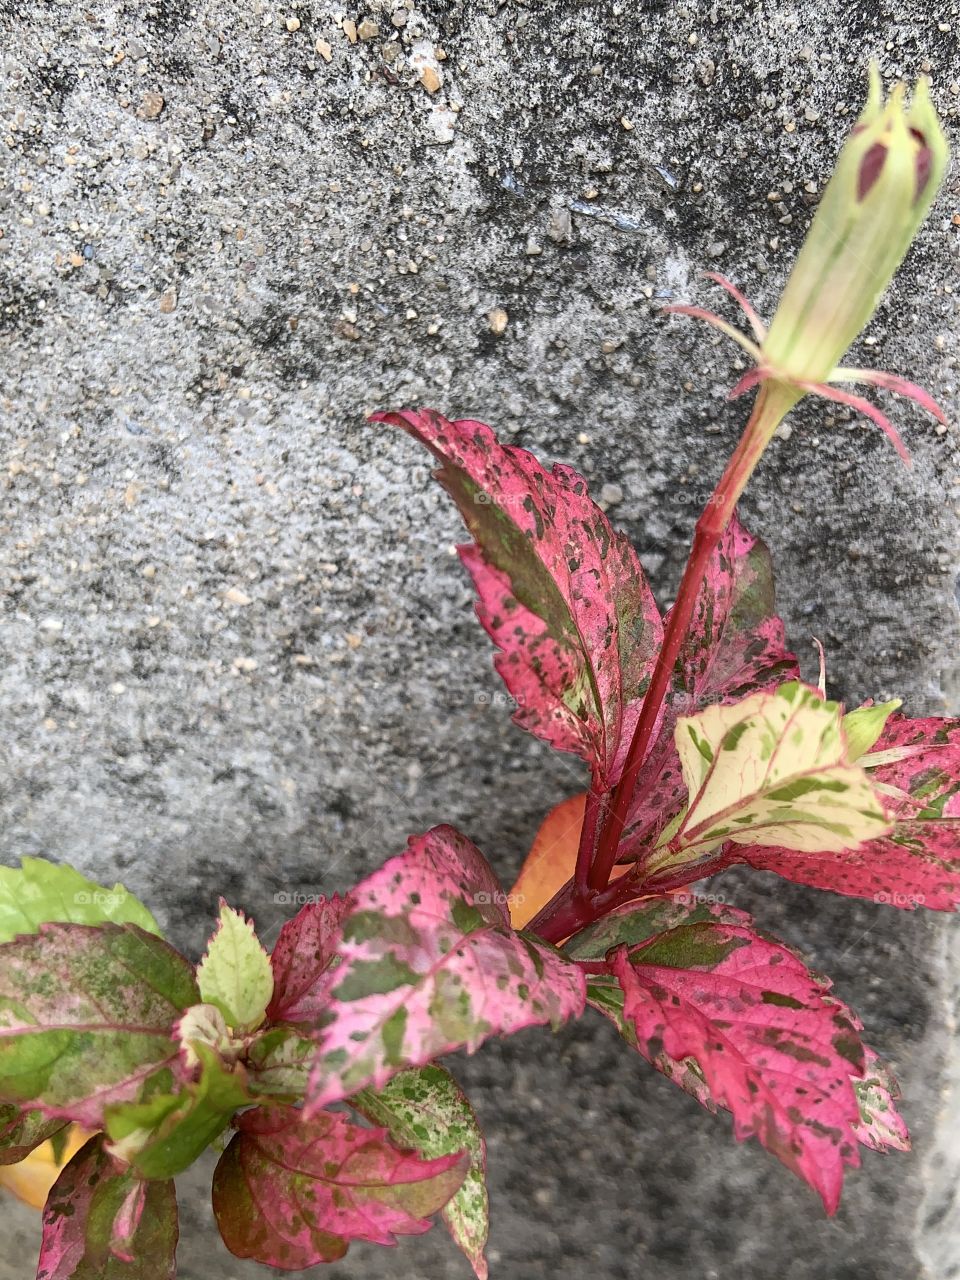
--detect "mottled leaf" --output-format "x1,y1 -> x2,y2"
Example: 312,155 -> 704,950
732,714 -> 960,909
672,682 -> 890,856
246,1025 -> 317,1101
0,1103 -> 66,1166
0,923 -> 198,1126
266,895 -> 348,1025
609,918 -> 867,1211
212,1104 -> 468,1268
104,1044 -> 249,1179
196,901 -> 273,1033
566,895 -> 753,961
619,515 -> 799,859
38,1135 -> 177,1280
853,1047 -> 910,1153
374,408 -> 662,785
354,1065 -> 489,1280
0,858 -> 160,946
307,825 -> 585,1109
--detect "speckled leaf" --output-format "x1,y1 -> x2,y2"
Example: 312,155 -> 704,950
731,714 -> 960,909
212,1103 -> 468,1269
196,901 -> 273,1033
0,923 -> 198,1126
246,1025 -> 317,1101
0,1103 -> 66,1166
565,894 -> 753,961
853,1047 -> 910,1153
104,1044 -> 250,1179
266,895 -> 348,1026
374,408 -> 663,785
610,921 -> 867,1212
354,1065 -> 489,1280
307,825 -> 586,1109
38,1134 -> 177,1280
672,682 -> 890,856
620,514 -> 799,858
0,857 -> 160,946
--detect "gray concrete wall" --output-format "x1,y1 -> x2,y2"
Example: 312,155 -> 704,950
1,1 -> 958,1277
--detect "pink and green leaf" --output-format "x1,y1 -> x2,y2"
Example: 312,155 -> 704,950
374,409 -> 663,786
594,906 -> 867,1211
307,825 -> 586,1109
354,1064 -> 489,1280
0,923 -> 198,1127
729,714 -> 960,909
266,894 -> 349,1026
0,1103 -> 67,1166
211,1104 -> 468,1268
38,1134 -> 178,1279
853,1047 -> 910,1153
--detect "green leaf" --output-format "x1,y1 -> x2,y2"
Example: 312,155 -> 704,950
196,901 -> 274,1032
0,923 -> 198,1127
673,682 -> 891,856
0,857 -> 160,945
104,1044 -> 249,1179
353,1064 -> 489,1280
842,698 -> 901,761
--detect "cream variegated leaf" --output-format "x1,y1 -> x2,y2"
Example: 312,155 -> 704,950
672,682 -> 891,856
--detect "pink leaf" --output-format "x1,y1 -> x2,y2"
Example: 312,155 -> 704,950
307,825 -> 586,1109
38,1134 -> 177,1279
211,1104 -> 468,1269
266,895 -> 349,1025
730,714 -> 960,909
0,924 -> 198,1127
374,408 -> 663,786
609,918 -> 866,1212
620,514 -> 799,861
853,1046 -> 910,1153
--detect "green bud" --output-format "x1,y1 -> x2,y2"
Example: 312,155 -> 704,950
842,698 -> 902,762
763,66 -> 950,383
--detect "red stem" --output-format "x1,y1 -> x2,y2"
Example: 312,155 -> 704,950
587,381 -> 796,893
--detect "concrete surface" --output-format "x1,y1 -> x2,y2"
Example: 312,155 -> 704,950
1,0 -> 959,1277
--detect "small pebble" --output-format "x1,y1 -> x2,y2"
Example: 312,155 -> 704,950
357,19 -> 379,40
159,288 -> 177,313
286,16 -> 301,33
420,66 -> 441,94
137,92 -> 165,120
600,482 -> 624,507
342,18 -> 357,43
487,307 -> 508,334
315,38 -> 332,61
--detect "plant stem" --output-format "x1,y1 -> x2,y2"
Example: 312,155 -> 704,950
574,785 -> 604,894
586,380 -> 798,892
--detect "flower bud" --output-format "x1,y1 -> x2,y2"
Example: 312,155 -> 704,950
763,66 -> 949,383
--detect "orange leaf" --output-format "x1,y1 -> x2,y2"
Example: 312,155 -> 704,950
509,794 -> 587,928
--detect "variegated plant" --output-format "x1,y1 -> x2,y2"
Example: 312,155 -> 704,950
1,68 -> 957,1280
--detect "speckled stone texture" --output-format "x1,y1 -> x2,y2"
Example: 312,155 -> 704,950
1,0 -> 959,1276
